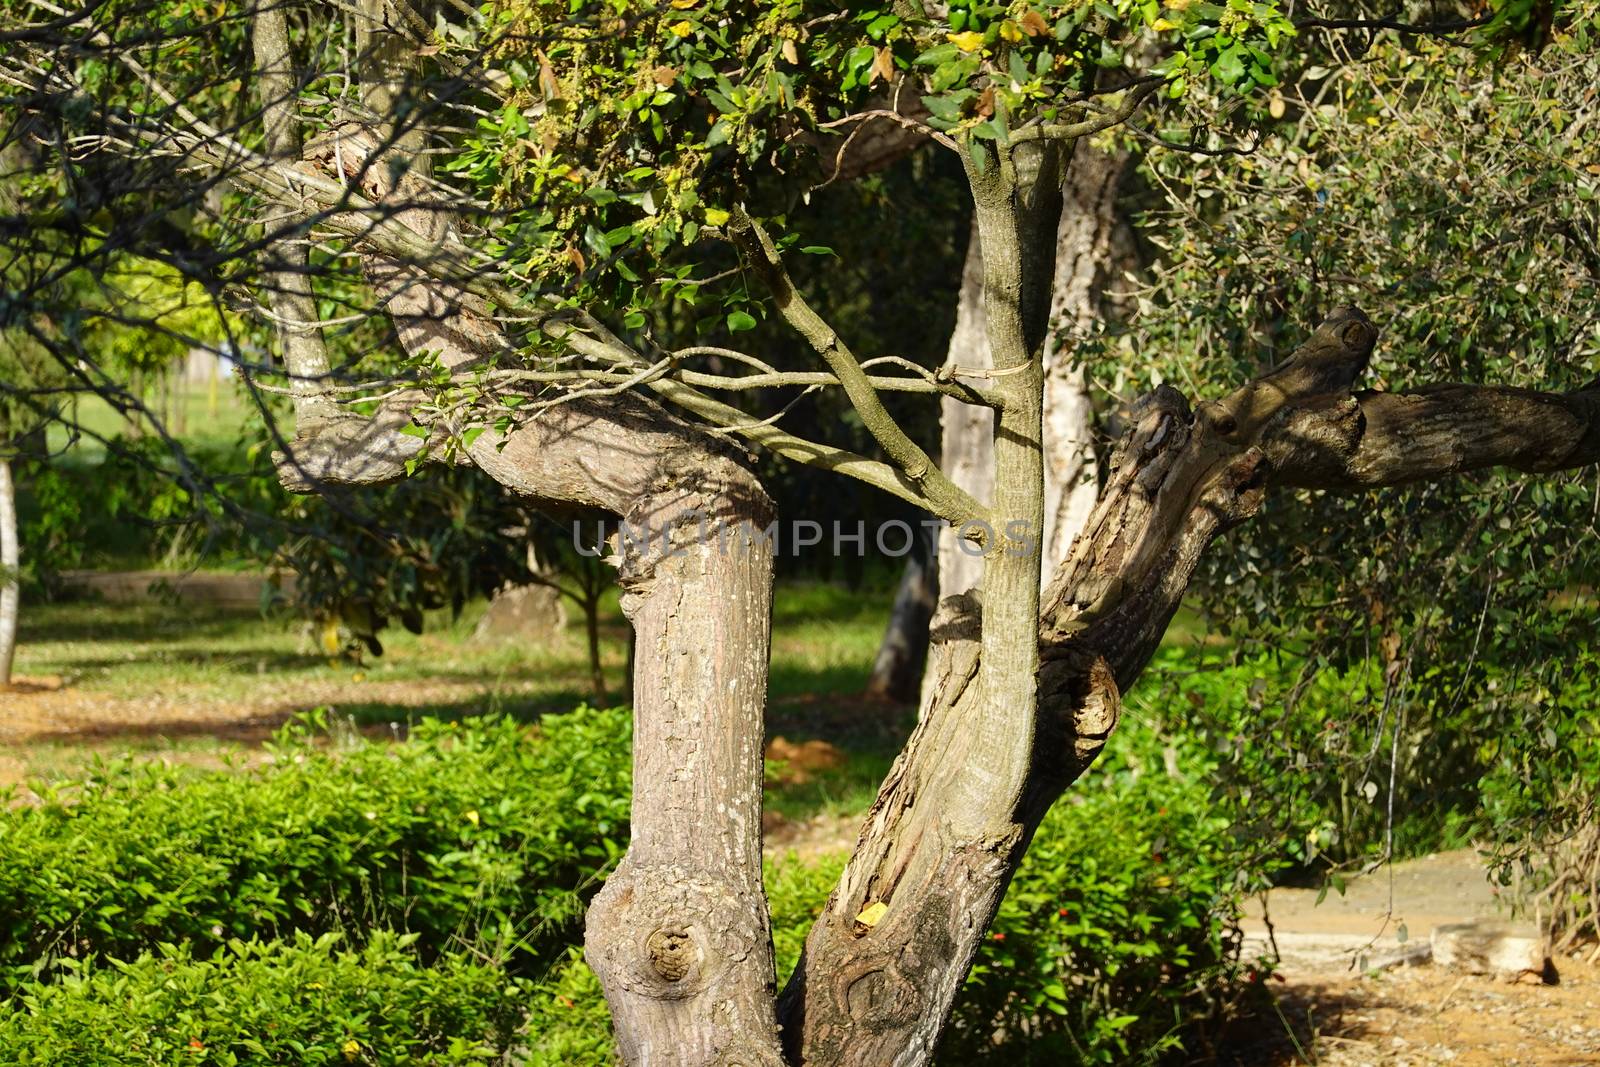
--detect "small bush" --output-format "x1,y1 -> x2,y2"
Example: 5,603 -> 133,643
941,770 -> 1261,1065
0,931 -> 526,1066
0,707 -> 630,993
520,732 -> 1262,1067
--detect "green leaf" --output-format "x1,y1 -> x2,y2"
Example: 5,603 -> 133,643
726,310 -> 757,332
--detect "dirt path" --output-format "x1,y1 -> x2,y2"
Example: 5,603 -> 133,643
1236,850 -> 1600,1066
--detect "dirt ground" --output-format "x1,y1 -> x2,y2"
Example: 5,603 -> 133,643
1233,850 -> 1600,1066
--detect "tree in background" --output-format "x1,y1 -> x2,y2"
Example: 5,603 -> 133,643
0,1 -> 1594,1063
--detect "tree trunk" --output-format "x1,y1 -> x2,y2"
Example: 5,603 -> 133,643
911,145 -> 1131,711
864,523 -> 938,703
0,457 -> 18,690
583,454 -> 785,1067
935,144 -> 1132,602
584,590 -> 607,704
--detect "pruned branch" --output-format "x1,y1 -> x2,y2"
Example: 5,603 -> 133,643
1198,306 -> 1600,492
1265,382 -> 1600,490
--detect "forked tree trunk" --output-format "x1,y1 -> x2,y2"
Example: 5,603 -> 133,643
897,145 -> 1131,709
0,457 -> 17,689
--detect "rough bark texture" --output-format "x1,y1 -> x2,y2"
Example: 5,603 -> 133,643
584,450 -> 783,1067
0,458 -> 17,689
776,141 -> 1070,1067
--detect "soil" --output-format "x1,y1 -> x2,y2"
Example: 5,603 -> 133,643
1234,850 -> 1600,1066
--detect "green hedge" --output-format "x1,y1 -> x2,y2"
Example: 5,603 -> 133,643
521,724 -> 1263,1067
0,932 -> 525,1066
0,707 -> 630,993
1,703 -> 1262,1065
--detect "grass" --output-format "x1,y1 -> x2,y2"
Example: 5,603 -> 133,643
46,386 -> 253,463
6,571 -> 1214,820
7,580 -> 911,822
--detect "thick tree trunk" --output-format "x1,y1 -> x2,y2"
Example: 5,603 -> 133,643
0,457 -> 17,690
776,383 -> 1272,1067
776,140 -> 1070,1067
583,455 -> 784,1067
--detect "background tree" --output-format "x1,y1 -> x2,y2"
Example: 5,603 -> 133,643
0,0 -> 1594,1063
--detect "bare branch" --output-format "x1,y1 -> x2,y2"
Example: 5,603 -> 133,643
1009,82 -> 1162,146
727,208 -> 988,526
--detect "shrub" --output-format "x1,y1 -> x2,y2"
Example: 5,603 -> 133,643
0,931 -> 526,1066
941,767 -> 1262,1065
520,727 -> 1264,1067
0,707 -> 630,993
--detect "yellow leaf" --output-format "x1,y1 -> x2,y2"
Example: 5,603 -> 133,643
668,20 -> 694,37
998,20 -> 1023,43
1152,17 -> 1179,31
855,901 -> 888,927
670,0 -> 697,7
1268,91 -> 1286,119
704,207 -> 730,225
1168,0 -> 1194,9
320,621 -> 341,657
947,30 -> 985,52
781,38 -> 799,64
464,809 -> 480,827
342,1039 -> 362,1062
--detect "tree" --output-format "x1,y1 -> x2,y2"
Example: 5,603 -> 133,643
1,0 -> 1594,1062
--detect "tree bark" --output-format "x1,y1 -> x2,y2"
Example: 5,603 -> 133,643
0,457 -> 18,690
915,144 -> 1130,708
776,140 -> 1071,1067
249,1 -> 338,429
864,523 -> 938,703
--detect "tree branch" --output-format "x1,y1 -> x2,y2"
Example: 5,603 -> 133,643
1196,306 -> 1600,491
727,208 -> 988,527
1009,82 -> 1162,145
1265,383 -> 1600,490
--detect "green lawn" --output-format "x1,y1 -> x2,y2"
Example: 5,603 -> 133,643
7,580 -> 908,820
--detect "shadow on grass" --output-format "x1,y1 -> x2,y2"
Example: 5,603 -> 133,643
18,602 -> 279,645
